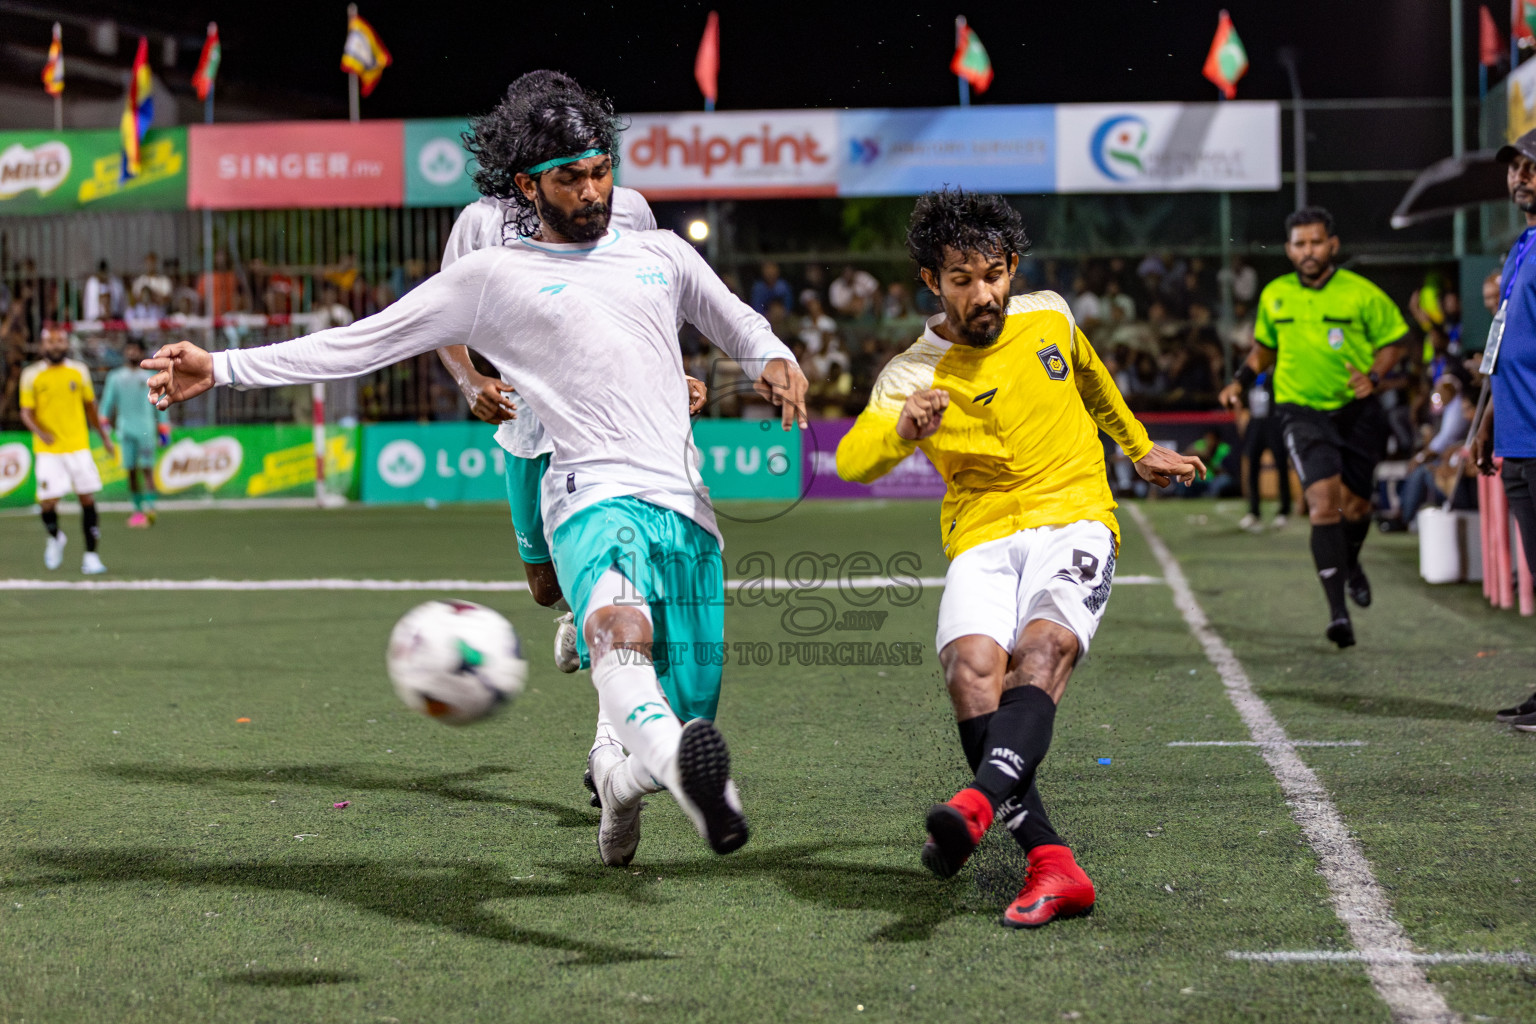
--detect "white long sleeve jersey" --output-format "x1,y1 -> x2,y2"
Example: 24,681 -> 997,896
214,227 -> 793,547
442,188 -> 657,459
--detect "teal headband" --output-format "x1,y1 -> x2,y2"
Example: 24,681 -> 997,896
523,148 -> 607,176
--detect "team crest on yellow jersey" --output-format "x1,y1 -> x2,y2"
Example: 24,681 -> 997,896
1038,343 -> 1069,381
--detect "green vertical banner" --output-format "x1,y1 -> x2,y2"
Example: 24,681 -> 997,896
403,118 -> 479,207
0,127 -> 187,213
0,433 -> 36,508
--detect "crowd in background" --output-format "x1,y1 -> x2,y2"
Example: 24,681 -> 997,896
0,245 -> 1481,527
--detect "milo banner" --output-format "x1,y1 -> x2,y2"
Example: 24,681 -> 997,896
360,420 -> 801,504
0,127 -> 188,214
0,425 -> 357,507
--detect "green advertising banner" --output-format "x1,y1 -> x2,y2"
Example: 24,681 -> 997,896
403,118 -> 478,208
0,424 -> 357,507
689,419 -> 800,500
362,422 -> 508,503
360,421 -> 799,505
0,127 -> 188,214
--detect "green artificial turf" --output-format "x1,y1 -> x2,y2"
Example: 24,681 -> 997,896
0,498 -> 1530,1022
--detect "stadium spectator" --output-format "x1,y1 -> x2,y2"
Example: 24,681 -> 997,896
198,250 -> 244,318
1380,375 -> 1470,532
1221,255 -> 1259,308
797,294 -> 837,355
828,264 -> 879,317
1069,276 -> 1102,334
1476,128 -> 1536,730
1238,367 -> 1292,531
82,260 -> 124,322
749,261 -> 793,315
130,253 -> 172,312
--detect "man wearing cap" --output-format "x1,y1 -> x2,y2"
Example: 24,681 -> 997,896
1474,128 -> 1536,730
1220,207 -> 1409,648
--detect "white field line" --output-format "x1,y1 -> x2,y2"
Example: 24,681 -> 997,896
1228,951 -> 1535,966
1167,740 -> 1367,748
0,574 -> 1163,592
1126,504 -> 1459,1024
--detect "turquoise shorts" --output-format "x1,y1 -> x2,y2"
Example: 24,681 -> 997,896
119,434 -> 156,471
505,452 -> 552,565
550,496 -> 725,722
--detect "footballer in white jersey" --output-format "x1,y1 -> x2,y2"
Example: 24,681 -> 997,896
145,70 -> 810,869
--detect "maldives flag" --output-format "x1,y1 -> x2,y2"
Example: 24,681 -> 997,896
695,11 -> 719,106
1202,10 -> 1248,99
42,22 -> 63,97
193,22 -> 221,102
1517,0 -> 1535,43
951,22 -> 993,93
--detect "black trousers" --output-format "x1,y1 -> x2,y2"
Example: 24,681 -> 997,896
1243,415 -> 1291,516
1502,457 -> 1536,579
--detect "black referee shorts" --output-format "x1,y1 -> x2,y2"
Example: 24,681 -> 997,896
1277,397 -> 1387,499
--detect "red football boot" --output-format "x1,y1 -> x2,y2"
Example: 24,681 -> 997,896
1002,844 -> 1096,928
920,787 -> 993,879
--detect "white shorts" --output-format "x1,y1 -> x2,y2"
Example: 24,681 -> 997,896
935,520 -> 1117,660
35,449 -> 103,502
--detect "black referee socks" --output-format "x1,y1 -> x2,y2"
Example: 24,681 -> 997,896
957,710 -> 1066,851
1342,517 -> 1370,568
1310,522 -> 1350,620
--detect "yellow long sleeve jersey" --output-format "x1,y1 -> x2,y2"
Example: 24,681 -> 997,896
836,291 -> 1153,559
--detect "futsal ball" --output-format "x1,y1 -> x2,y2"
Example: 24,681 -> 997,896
386,600 -> 528,725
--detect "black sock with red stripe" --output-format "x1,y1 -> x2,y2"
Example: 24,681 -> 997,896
959,711 -> 1066,852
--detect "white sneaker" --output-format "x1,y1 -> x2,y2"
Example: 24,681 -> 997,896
589,743 -> 642,867
553,612 -> 580,673
1271,514 -> 1289,529
81,552 -> 107,575
44,530 -> 67,570
1237,513 -> 1262,534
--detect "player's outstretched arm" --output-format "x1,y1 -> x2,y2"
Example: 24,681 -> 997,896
1133,443 -> 1205,487
436,344 -> 515,424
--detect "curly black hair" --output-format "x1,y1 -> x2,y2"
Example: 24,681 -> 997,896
1284,205 -> 1335,237
463,70 -> 624,238
905,189 -> 1030,277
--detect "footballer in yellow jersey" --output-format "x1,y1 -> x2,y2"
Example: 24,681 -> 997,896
1219,207 -> 1408,649
18,328 -> 114,574
837,191 -> 1201,929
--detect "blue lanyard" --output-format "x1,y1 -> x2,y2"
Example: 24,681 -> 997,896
1502,228 -> 1536,307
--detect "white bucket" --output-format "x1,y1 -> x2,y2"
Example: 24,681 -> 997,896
1417,508 -> 1482,583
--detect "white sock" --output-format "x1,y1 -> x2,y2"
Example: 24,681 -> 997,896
590,713 -> 621,757
590,649 -> 683,792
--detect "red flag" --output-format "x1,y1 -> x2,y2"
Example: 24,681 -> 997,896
951,22 -> 994,93
694,11 -> 719,106
1483,5 -> 1503,64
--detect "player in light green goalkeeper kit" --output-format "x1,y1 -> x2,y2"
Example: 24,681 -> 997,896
99,338 -> 170,527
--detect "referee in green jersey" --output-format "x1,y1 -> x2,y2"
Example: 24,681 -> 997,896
1220,207 -> 1409,648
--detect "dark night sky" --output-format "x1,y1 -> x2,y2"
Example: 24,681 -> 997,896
122,0 -> 1470,116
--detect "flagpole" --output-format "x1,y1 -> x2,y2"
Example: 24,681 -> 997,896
1451,0 -> 1467,258
955,16 -> 968,106
53,95 -> 61,132
347,4 -> 361,122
